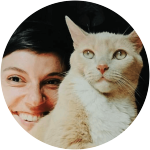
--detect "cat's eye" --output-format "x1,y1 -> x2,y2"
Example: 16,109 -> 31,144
114,50 -> 127,60
83,50 -> 94,59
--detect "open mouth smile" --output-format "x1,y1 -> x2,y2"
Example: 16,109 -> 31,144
12,111 -> 49,122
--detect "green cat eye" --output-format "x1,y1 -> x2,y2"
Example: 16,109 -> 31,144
83,50 -> 94,59
114,50 -> 127,60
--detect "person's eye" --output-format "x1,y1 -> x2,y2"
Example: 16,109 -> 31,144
8,76 -> 23,83
45,79 -> 61,86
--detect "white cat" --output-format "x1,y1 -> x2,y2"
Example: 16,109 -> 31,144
30,16 -> 143,149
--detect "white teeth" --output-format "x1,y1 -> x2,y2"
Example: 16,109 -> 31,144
19,113 -> 42,122
27,115 -> 33,121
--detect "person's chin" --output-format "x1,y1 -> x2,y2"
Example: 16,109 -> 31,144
13,114 -> 39,132
11,110 -> 50,132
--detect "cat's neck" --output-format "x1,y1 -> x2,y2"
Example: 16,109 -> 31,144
102,91 -> 134,101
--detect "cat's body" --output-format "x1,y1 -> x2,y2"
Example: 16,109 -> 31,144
30,17 -> 143,149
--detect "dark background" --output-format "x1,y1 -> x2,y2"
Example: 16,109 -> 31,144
24,1 -> 149,113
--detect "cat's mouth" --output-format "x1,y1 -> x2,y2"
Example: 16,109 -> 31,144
98,76 -> 109,82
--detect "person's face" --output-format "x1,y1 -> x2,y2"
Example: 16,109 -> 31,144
1,50 -> 65,132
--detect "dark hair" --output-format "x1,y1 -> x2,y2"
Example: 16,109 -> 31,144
4,21 -> 72,71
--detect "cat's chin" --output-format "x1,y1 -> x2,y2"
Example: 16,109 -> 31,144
94,79 -> 116,93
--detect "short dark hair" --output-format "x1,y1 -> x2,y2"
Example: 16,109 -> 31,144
4,21 -> 72,71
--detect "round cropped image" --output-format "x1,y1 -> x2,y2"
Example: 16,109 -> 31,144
0,0 -> 150,150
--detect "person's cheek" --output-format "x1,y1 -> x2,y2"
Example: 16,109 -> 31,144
44,88 -> 58,109
3,87 -> 25,108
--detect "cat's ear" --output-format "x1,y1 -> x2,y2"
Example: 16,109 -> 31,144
128,30 -> 143,53
65,16 -> 88,48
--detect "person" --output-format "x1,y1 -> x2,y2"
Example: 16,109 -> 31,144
1,21 -> 72,132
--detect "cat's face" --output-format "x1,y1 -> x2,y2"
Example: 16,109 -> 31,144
66,16 -> 143,94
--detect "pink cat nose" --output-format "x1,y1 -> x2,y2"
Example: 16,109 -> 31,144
97,64 -> 109,74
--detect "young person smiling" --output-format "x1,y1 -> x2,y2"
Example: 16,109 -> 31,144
1,21 -> 71,132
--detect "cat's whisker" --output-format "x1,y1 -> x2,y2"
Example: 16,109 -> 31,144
114,74 -> 136,91
112,72 -> 135,86
119,81 -> 143,109
116,73 -> 144,98
115,80 -> 125,90
119,81 -> 142,107
85,75 -> 94,84
115,70 -> 146,85
121,81 -> 135,97
59,71 -> 69,76
120,78 -> 145,102
116,80 -> 135,98
111,72 -> 142,99
123,25 -> 131,35
93,23 -> 95,33
87,24 -> 90,32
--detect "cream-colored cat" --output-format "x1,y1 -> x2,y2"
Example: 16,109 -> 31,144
30,16 -> 143,149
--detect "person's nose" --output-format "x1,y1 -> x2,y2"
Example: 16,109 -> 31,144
25,84 -> 45,107
97,64 -> 109,74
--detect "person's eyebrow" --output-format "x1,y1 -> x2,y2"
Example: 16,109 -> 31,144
47,72 -> 65,77
3,67 -> 28,74
3,67 -> 65,77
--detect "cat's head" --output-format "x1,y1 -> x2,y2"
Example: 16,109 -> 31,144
65,16 -> 143,94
